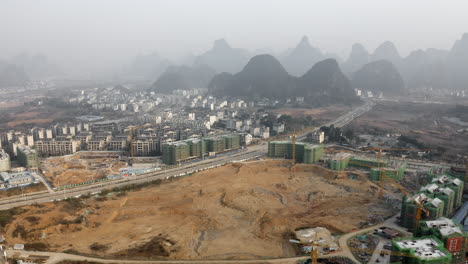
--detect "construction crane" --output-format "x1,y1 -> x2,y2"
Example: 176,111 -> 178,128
348,159 -> 429,229
289,233 -> 329,264
365,147 -> 431,199
291,134 -> 296,165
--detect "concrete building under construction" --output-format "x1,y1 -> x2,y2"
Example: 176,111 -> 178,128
0,149 -> 11,172
16,145 -> 39,169
348,156 -> 387,169
418,217 -> 467,264
267,141 -> 323,164
401,175 -> 464,230
204,136 -> 225,153
329,152 -> 353,170
401,193 -> 445,230
391,236 -> 452,264
205,134 -> 241,154
162,141 -> 190,165
368,162 -> 407,181
162,134 -> 241,165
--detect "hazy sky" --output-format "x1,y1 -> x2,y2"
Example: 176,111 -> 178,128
1,0 -> 467,73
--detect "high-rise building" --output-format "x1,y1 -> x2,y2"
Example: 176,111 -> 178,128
35,139 -> 80,156
330,152 -> 353,171
16,145 -> 39,169
205,137 -> 226,153
162,141 -> 190,165
418,217 -> 467,264
267,141 -> 323,164
401,193 -> 444,230
0,149 -> 11,172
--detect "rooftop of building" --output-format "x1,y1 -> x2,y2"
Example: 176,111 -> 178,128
16,145 -> 36,154
394,237 -> 447,259
0,149 -> 10,160
432,175 -> 462,187
423,217 -> 463,237
350,155 -> 385,163
421,184 -> 454,196
331,152 -> 353,161
165,141 -> 189,147
407,193 -> 443,208
268,140 -> 322,149
0,171 -> 34,181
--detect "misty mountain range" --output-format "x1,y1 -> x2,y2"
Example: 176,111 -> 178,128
144,33 -> 468,98
0,53 -> 61,88
207,55 -> 359,106
2,33 -> 468,96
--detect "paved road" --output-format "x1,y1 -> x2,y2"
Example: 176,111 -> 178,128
33,172 -> 55,193
6,250 -> 308,264
297,100 -> 374,140
336,214 -> 412,264
0,150 -> 262,210
0,100 -> 375,210
5,215 -> 407,264
368,238 -> 386,264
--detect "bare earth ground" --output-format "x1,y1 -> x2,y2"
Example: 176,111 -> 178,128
273,106 -> 352,121
0,183 -> 47,198
41,154 -> 126,187
2,161 -> 395,260
5,108 -> 65,127
346,101 -> 468,158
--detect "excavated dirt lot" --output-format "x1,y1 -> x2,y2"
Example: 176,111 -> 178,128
2,161 -> 395,260
41,154 -> 125,187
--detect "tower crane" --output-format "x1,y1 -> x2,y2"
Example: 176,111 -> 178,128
364,147 -> 431,199
289,233 -> 330,264
348,159 -> 429,230
291,134 -> 296,165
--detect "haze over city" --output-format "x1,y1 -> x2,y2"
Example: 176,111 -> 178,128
0,1 -> 468,264
1,0 -> 468,74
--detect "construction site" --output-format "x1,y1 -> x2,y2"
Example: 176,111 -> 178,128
40,152 -> 126,187
0,160 -> 397,260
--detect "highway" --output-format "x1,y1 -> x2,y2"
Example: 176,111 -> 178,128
0,150 -> 262,210
0,100 -> 374,210
297,99 -> 374,140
